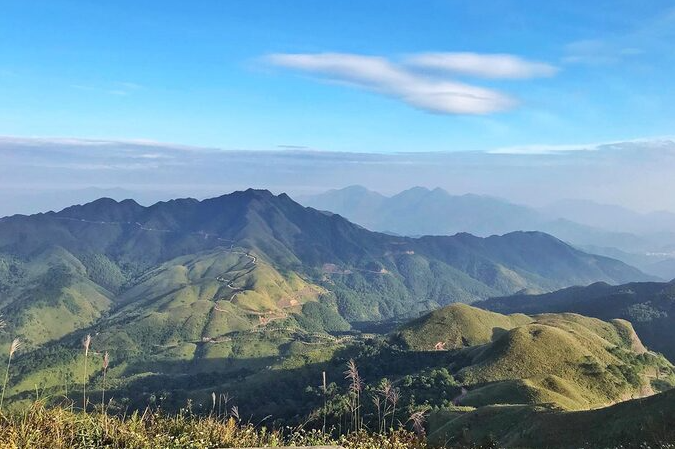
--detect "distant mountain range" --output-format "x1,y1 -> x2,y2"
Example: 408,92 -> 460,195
0,189 -> 654,408
300,185 -> 675,279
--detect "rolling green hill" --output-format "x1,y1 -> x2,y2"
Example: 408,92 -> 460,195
428,388 -> 675,448
393,304 -> 672,412
478,280 -> 675,360
393,303 -> 532,351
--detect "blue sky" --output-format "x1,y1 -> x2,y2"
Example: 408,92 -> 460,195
2,0 -> 675,153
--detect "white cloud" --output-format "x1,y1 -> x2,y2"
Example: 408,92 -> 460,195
489,143 -> 599,155
489,138 -> 675,155
265,53 -> 516,115
0,136 -> 214,152
406,52 -> 558,79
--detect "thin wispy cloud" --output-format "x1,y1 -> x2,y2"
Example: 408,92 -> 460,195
277,144 -> 310,150
562,7 -> 675,66
562,39 -> 643,65
3,136 -> 675,214
264,52 -> 555,115
490,142 -> 600,155
406,52 -> 558,79
489,138 -> 675,155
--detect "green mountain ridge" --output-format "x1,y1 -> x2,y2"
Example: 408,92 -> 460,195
0,190 -> 650,331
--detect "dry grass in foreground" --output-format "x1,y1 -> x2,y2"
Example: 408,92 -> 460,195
0,401 -> 439,449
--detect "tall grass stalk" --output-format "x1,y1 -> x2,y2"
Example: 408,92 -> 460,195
390,385 -> 400,430
322,370 -> 327,434
372,395 -> 382,433
82,334 -> 91,412
101,351 -> 109,410
344,359 -> 363,432
0,338 -> 20,411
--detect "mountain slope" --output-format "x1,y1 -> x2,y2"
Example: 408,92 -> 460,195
428,388 -> 675,448
393,303 -> 532,351
394,304 -> 670,412
0,247 -> 114,347
477,280 -> 675,361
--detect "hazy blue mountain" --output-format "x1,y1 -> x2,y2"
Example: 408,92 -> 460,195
301,186 -> 675,279
541,199 -> 675,234
579,244 -> 675,281
0,187 -> 182,218
303,185 -> 543,236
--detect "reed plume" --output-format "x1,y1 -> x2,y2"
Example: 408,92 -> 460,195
344,359 -> 363,431
408,410 -> 427,437
101,351 -> 109,410
82,334 -> 91,412
231,405 -> 240,421
0,338 -> 20,411
322,371 -> 327,434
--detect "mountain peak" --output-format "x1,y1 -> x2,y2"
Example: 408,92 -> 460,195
56,196 -> 144,221
232,188 -> 275,198
340,185 -> 372,193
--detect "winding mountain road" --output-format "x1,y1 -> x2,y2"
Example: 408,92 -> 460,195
213,249 -> 258,309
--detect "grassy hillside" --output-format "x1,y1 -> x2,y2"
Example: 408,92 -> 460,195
478,280 -> 675,360
393,304 -> 532,351
3,248 -> 340,403
428,388 -> 675,448
0,247 -> 114,348
0,297 -> 672,448
456,314 -> 664,410
394,305 -> 673,412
